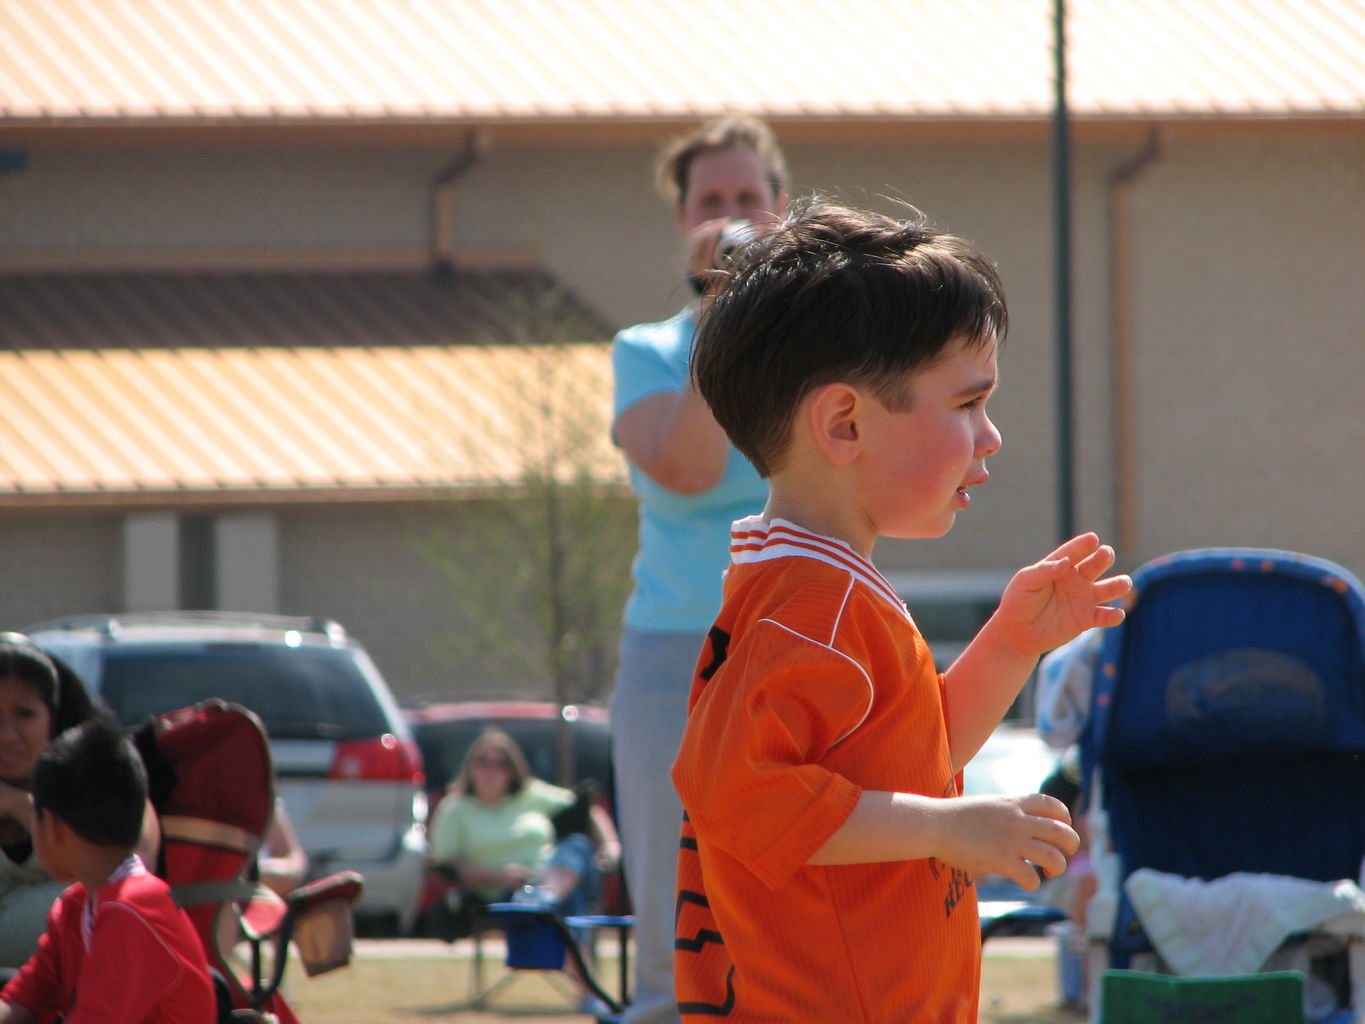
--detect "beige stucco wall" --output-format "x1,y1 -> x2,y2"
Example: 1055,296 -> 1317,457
0,512 -> 121,627
3,127 -> 1362,622
0,501 -> 627,705
277,502 -> 474,700
1117,136 -> 1365,571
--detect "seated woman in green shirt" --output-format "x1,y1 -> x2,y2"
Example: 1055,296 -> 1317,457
426,728 -> 621,933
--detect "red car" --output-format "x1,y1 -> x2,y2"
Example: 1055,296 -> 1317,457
403,700 -> 613,807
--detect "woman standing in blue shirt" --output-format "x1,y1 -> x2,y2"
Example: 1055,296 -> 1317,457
609,115 -> 789,1024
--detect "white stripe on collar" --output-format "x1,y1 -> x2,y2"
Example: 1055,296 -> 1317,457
84,854 -> 147,949
729,516 -> 912,622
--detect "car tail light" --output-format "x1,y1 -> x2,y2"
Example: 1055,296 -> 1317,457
329,734 -> 425,784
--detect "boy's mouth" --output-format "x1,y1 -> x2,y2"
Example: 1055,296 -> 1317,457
956,473 -> 989,508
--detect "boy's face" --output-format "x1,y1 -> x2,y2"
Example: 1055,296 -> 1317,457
854,333 -> 1001,542
31,806 -> 75,882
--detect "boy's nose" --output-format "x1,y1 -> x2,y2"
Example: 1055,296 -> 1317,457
978,416 -> 1002,458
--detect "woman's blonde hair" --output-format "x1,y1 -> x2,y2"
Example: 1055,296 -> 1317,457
655,114 -> 789,205
450,727 -> 533,797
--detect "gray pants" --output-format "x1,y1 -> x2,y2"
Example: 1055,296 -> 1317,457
609,628 -> 700,1024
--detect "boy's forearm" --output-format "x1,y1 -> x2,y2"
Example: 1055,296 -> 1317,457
807,788 -> 1079,891
807,791 -> 942,865
941,614 -> 1039,770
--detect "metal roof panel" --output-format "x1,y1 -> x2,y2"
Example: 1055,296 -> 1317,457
0,270 -> 620,502
2,0 -> 1360,123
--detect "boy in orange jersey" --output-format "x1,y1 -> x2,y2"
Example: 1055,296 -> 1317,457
671,200 -> 1132,1023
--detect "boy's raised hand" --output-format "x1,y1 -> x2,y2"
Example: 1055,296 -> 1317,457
993,532 -> 1132,660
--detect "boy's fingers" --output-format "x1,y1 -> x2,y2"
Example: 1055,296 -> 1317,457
1094,605 -> 1127,628
1020,792 -> 1071,824
1028,842 -> 1071,881
1029,812 -> 1081,858
1005,862 -> 1043,892
1094,575 -> 1133,602
1046,532 -> 1101,564
1074,544 -> 1117,580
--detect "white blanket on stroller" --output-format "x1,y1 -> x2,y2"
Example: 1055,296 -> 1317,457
1125,868 -> 1365,976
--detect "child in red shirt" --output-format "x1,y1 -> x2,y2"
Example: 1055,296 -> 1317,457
1,718 -> 214,1024
672,201 -> 1132,1022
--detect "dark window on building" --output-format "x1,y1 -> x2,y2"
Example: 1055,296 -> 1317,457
179,514 -> 216,608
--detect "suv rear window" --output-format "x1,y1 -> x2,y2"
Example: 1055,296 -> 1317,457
99,644 -> 390,741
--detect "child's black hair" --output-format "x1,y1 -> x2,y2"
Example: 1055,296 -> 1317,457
32,715 -> 147,849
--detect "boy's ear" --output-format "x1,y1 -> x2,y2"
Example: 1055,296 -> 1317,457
33,806 -> 56,841
805,383 -> 863,466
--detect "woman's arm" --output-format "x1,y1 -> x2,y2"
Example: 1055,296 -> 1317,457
587,803 -> 621,875
438,857 -> 533,892
614,386 -> 731,494
0,780 -> 34,843
258,804 -> 309,897
136,797 -> 160,868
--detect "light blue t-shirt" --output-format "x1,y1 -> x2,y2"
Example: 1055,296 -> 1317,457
612,307 -> 768,633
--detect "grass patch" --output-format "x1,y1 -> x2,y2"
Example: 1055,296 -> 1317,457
278,938 -> 1083,1023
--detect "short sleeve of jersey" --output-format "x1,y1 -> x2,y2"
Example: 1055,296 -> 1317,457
675,618 -> 869,890
611,312 -> 692,419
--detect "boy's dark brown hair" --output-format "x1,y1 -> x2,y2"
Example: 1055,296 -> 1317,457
691,199 -> 1008,478
31,715 -> 147,849
655,115 -> 789,205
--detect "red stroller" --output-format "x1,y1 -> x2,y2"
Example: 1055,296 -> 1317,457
131,699 -> 364,1023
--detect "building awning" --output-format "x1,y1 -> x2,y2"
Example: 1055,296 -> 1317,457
0,270 -> 625,507
2,0 -> 1361,126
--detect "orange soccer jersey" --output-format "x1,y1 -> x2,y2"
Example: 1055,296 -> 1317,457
672,517 -> 980,1023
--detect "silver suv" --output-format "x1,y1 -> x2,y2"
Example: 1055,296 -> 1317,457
26,611 -> 427,934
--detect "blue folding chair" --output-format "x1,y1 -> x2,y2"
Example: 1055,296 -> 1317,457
484,902 -> 633,1023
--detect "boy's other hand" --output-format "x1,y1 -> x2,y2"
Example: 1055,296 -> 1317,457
940,792 -> 1079,892
992,532 -> 1132,660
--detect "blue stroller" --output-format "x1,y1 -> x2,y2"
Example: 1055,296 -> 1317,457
1078,548 -> 1365,1023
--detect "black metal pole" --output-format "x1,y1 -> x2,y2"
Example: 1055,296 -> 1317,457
1052,0 -> 1076,542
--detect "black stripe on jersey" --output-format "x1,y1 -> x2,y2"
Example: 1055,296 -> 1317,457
674,889 -> 724,951
677,966 -> 737,1017
699,626 -> 732,681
